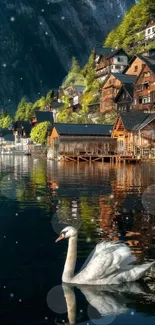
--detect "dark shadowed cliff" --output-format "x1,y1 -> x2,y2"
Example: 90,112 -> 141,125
0,0 -> 135,112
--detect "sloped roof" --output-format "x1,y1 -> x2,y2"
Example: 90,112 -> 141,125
53,123 -> 113,136
114,84 -> 134,102
0,128 -> 13,136
124,54 -> 155,74
95,47 -> 128,59
74,85 -> 86,93
3,134 -> 15,142
137,54 -> 155,73
51,102 -> 64,109
12,120 -> 32,134
35,110 -> 54,123
95,47 -> 114,57
0,128 -> 15,141
112,73 -> 137,84
120,112 -> 150,131
134,113 -> 155,131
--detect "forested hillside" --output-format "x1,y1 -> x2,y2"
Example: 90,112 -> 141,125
105,0 -> 155,53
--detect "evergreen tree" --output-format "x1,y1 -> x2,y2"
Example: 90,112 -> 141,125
70,56 -> 81,74
30,121 -> 51,144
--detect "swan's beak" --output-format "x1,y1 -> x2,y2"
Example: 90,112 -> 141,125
55,233 -> 65,243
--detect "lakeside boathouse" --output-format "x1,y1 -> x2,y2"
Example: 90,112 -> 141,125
112,112 -> 155,157
48,123 -> 117,162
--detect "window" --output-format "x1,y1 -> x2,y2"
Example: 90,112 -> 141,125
134,65 -> 138,72
117,57 -> 123,62
153,27 -> 155,32
143,71 -> 150,77
142,82 -> 149,89
148,29 -> 151,34
140,96 -> 151,104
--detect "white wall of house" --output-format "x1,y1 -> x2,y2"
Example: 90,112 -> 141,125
145,25 -> 155,39
112,55 -> 128,66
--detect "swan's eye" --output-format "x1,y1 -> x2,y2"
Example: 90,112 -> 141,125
61,231 -> 67,237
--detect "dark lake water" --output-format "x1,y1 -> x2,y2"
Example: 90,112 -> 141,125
0,156 -> 155,325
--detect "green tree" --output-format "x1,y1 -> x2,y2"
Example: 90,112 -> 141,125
0,114 -> 12,128
30,121 -> 51,144
70,56 -> 81,74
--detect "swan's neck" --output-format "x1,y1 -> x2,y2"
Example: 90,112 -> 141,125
62,236 -> 77,283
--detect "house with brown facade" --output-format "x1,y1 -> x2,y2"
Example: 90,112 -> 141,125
133,56 -> 155,112
114,84 -> 134,112
112,112 -> 155,157
94,47 -> 129,82
100,73 -> 137,113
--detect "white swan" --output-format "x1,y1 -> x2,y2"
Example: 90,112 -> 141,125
55,226 -> 155,285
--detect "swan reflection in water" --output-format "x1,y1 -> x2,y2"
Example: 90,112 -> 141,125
47,282 -> 155,325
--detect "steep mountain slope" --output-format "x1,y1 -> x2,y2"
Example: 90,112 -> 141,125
0,0 -> 135,112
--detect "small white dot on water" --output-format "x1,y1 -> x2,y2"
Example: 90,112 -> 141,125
44,316 -> 48,320
3,286 -> 6,289
41,9 -> 45,12
19,299 -> 22,302
131,311 -> 135,315
15,213 -> 18,216
4,236 -> 6,239
16,241 -> 18,244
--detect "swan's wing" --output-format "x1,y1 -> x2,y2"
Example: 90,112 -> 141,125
75,241 -> 136,282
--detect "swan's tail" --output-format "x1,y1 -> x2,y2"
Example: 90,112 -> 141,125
122,261 -> 155,282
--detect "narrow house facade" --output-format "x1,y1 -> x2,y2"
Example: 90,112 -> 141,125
133,59 -> 155,112
95,48 -> 129,82
112,112 -> 154,157
114,84 -> 134,112
100,73 -> 136,113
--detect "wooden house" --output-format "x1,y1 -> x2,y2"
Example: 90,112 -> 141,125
100,73 -> 137,113
32,110 -> 54,126
133,113 -> 155,157
112,112 -> 154,156
60,85 -> 86,112
12,120 -> 32,137
124,53 -> 155,76
94,48 -> 129,82
133,56 -> 155,112
48,123 -> 117,158
114,84 -> 134,112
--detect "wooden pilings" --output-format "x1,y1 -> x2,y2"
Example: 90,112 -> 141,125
58,154 -> 141,164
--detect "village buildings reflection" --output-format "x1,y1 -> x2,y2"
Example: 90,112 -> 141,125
47,161 -> 155,261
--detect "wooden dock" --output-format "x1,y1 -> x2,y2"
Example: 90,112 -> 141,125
59,154 -> 141,163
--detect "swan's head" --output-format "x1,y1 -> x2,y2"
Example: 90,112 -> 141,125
55,226 -> 77,242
